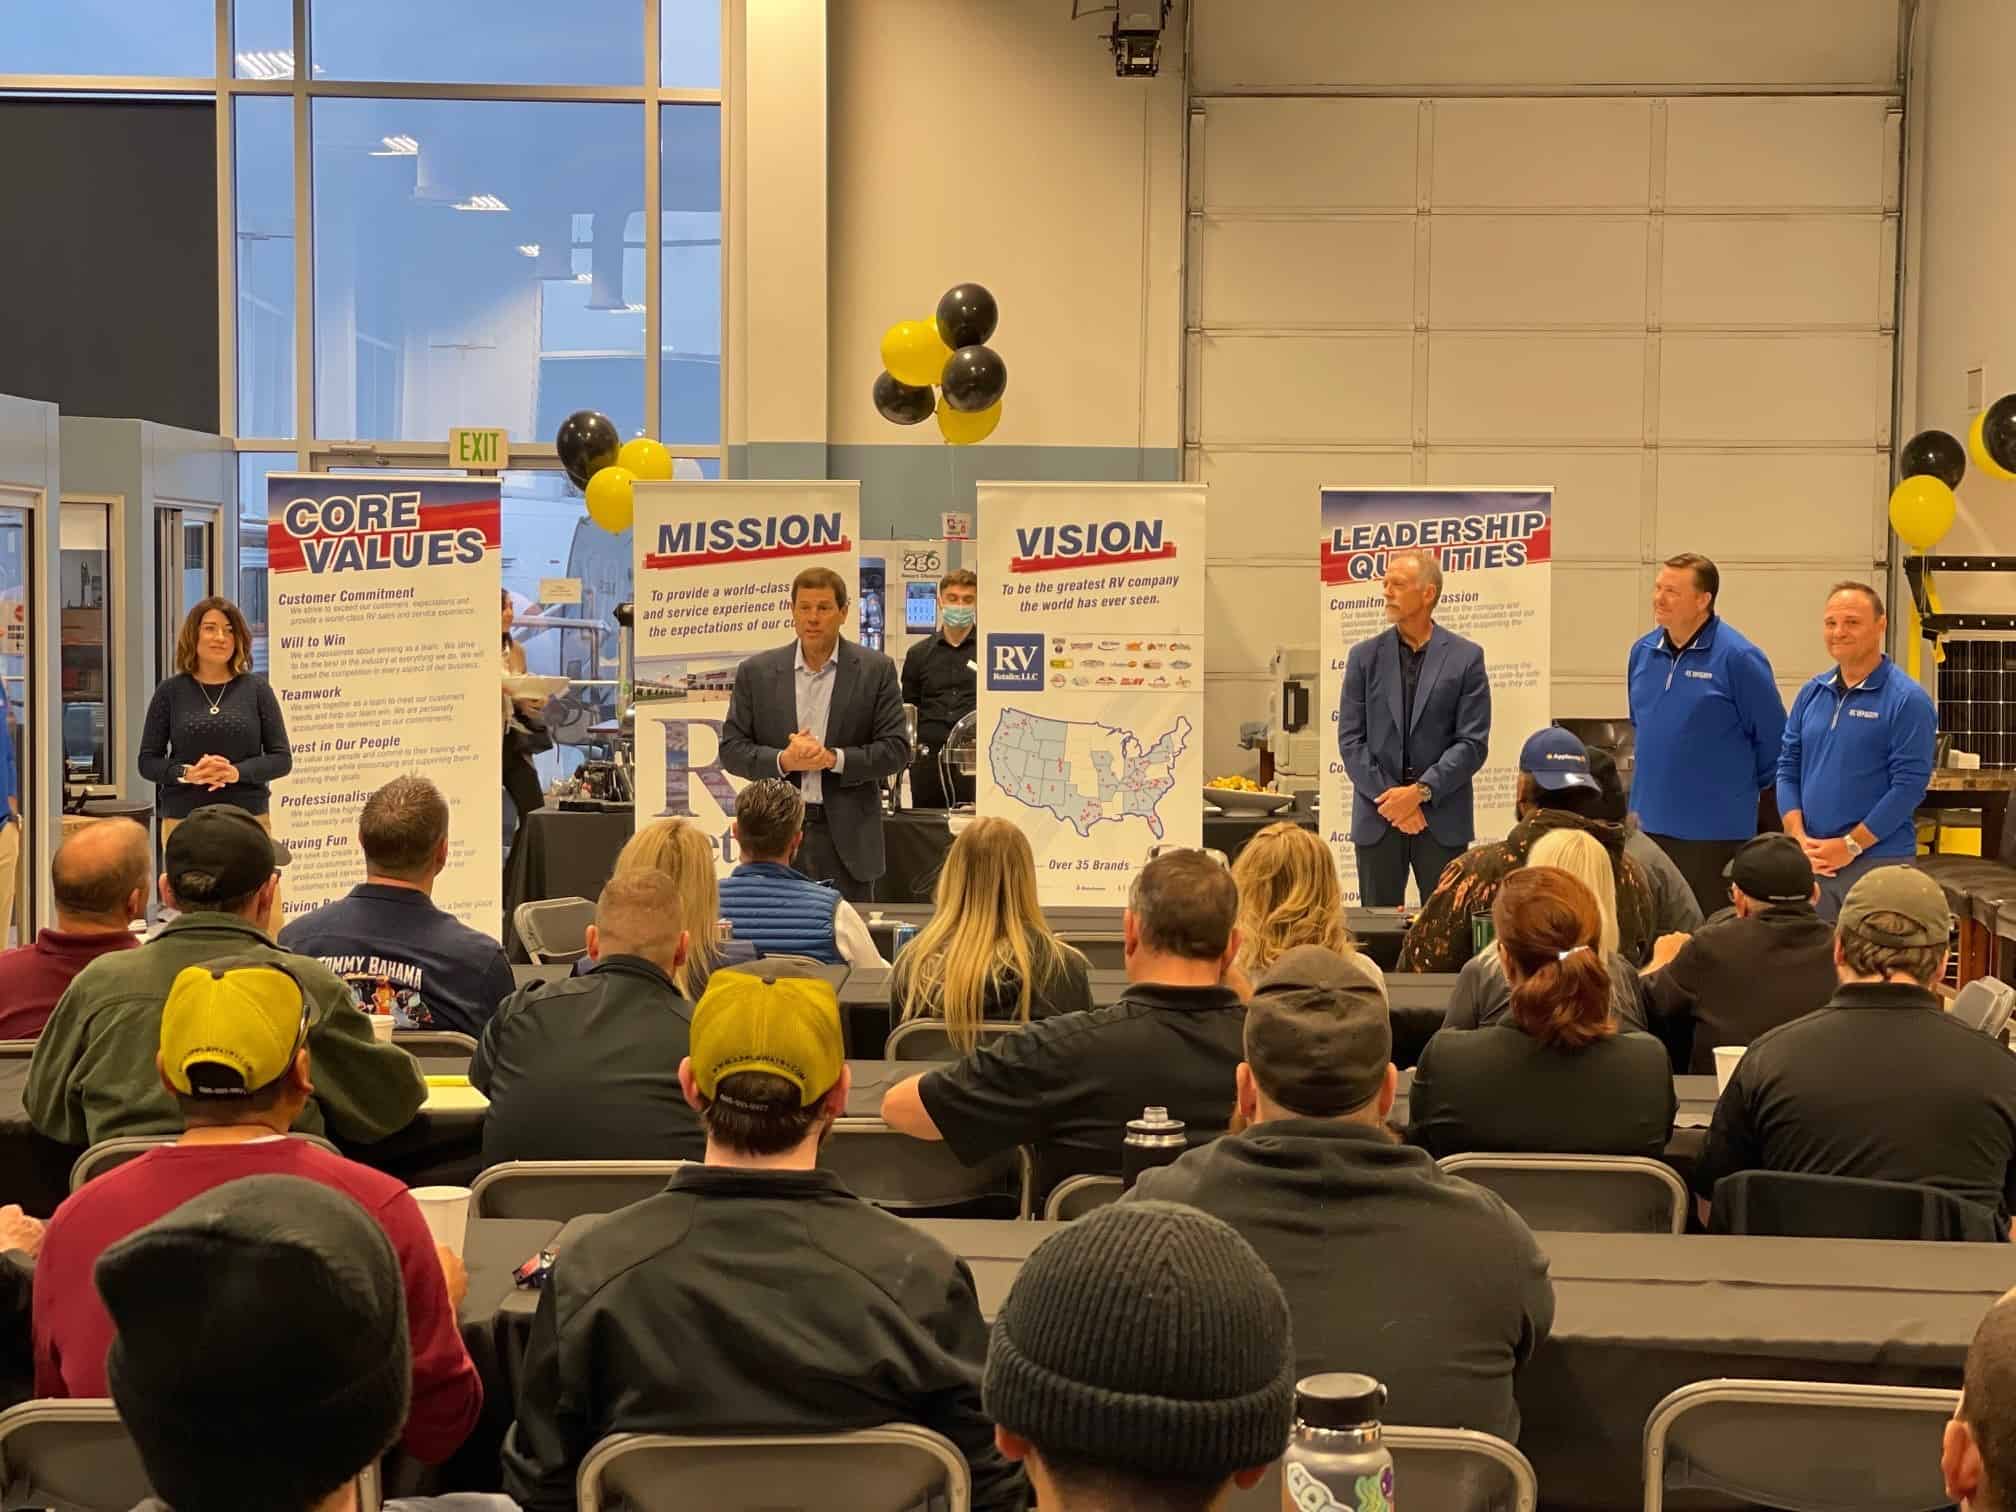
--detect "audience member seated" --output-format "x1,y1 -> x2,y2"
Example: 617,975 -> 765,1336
1399,727 -> 1656,972
1132,946 -> 1553,1440
1641,833 -> 1838,1074
502,968 -> 1023,1512
985,1202 -> 1293,1511
1693,866 -> 2016,1233
279,775 -> 515,1036
1228,819 -> 1386,999
613,817 -> 759,997
474,870 -> 703,1166
26,807 -> 423,1147
93,1175 -> 419,1512
1587,746 -> 1703,937
718,778 -> 885,967
890,815 -> 1091,1050
1444,827 -> 1650,1034
32,959 -> 480,1462
1410,866 -> 1675,1159
880,849 -> 1248,1202
1945,1285 -> 2016,1511
0,1206 -> 41,1410
0,820 -> 147,1041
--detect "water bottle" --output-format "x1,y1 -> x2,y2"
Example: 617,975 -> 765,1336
1121,1106 -> 1187,1188
1283,1374 -> 1393,1512
714,919 -> 733,947
891,922 -> 919,959
899,768 -> 914,810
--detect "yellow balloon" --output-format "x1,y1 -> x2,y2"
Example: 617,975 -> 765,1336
937,396 -> 1003,446
1887,474 -> 1956,550
1970,411 -> 2016,482
882,319 -> 951,389
617,436 -> 673,481
585,465 -> 636,533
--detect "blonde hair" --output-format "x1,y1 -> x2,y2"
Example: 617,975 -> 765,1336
1525,828 -> 1619,957
1230,821 -> 1359,977
613,818 -> 720,998
891,817 -> 1080,1053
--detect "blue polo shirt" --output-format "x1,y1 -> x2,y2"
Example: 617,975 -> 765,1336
278,883 -> 516,1037
1775,656 -> 1936,859
1627,616 -> 1786,841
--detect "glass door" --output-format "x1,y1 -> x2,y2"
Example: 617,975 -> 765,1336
156,505 -> 220,681
59,500 -> 115,791
0,497 -> 32,946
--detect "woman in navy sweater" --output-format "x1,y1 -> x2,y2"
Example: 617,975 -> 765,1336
139,598 -> 292,841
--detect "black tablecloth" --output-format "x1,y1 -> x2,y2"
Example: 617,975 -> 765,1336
450,1216 -> 563,1492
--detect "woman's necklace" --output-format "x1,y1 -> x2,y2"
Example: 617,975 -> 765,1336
195,674 -> 234,716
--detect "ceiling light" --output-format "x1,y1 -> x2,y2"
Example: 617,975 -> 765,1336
517,244 -> 540,258
574,272 -> 593,283
370,134 -> 419,157
453,193 -> 510,212
235,48 -> 294,79
616,303 -> 646,314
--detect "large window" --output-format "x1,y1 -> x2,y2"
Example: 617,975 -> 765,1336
2,1 -> 213,77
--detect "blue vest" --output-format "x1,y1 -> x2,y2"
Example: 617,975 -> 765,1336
718,862 -> 843,964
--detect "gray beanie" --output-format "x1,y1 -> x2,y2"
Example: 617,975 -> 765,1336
95,1175 -> 411,1512
983,1200 -> 1295,1479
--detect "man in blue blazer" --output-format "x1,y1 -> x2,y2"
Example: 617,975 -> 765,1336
1336,549 -> 1492,906
721,568 -> 911,902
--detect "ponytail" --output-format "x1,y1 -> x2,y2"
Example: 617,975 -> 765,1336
1508,945 -> 1614,1049
1494,867 -> 1617,1050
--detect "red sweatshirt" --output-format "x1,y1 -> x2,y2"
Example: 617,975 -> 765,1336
32,1138 -> 483,1463
0,929 -> 139,1040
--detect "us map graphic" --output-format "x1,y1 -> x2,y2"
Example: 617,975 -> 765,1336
989,708 -> 1193,838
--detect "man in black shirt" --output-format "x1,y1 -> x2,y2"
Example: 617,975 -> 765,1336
1131,945 -> 1553,1439
1693,866 -> 2016,1232
881,849 -> 1245,1202
901,568 -> 979,808
471,869 -> 703,1166
504,966 -> 1021,1512
1641,833 -> 1837,1073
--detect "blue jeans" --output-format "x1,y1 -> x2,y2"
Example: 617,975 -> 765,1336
1814,848 -> 1910,922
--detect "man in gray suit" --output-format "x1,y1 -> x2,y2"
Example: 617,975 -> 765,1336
721,567 -> 910,902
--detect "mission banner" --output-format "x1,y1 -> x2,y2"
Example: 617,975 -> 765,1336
630,480 -> 861,873
1318,485 -> 1553,905
266,474 -> 502,937
977,482 -> 1206,906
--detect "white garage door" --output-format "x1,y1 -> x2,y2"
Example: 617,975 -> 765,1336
1188,92 -> 1901,777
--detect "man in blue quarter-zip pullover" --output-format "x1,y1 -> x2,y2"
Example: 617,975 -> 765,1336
1628,554 -> 1786,919
1776,581 -> 1936,922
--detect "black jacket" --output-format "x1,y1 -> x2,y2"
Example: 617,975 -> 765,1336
501,1166 -> 1025,1512
1131,1120 -> 1552,1440
1643,903 -> 1839,1074
470,955 -> 703,1167
1408,1023 -> 1676,1160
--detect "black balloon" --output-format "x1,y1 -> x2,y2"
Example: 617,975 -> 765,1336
872,371 -> 936,426
941,345 -> 1007,413
1985,394 -> 2016,474
935,283 -> 999,349
555,410 -> 620,489
1900,429 -> 1966,489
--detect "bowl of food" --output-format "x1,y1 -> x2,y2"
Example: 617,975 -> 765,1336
1203,776 -> 1295,814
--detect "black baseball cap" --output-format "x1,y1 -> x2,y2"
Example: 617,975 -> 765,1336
1723,834 -> 1814,905
1243,946 -> 1391,1115
165,806 -> 291,906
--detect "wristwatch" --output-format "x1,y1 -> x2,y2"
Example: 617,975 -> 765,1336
1843,835 -> 1864,859
1414,782 -> 1433,805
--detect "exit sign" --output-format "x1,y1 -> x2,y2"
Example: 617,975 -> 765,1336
450,427 -> 509,469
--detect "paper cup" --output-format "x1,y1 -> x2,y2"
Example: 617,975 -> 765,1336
1713,1045 -> 1746,1095
411,1186 -> 472,1256
369,1013 -> 395,1043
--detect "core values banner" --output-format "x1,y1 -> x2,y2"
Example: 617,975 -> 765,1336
1318,486 -> 1553,905
630,480 -> 860,872
266,474 -> 503,936
977,482 -> 1206,906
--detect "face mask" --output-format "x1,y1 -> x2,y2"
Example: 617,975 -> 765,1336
941,606 -> 976,629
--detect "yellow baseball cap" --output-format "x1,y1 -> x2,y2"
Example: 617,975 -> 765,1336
160,957 -> 314,1097
689,968 -> 844,1108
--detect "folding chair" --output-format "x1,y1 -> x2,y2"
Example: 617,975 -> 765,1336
1229,1425 -> 1537,1512
882,1018 -> 1023,1061
1709,1169 -> 2005,1242
0,1400 -> 383,1512
70,1132 -> 342,1191
1643,1379 -> 1959,1512
514,897 -> 596,965
470,1160 -> 688,1221
577,1424 -> 969,1512
1041,1174 -> 1125,1221
1436,1153 -> 1688,1233
392,1029 -> 481,1057
820,1122 -> 1031,1218
0,1040 -> 36,1060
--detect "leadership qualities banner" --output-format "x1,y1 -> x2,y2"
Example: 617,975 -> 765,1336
630,480 -> 860,872
1318,485 -> 1553,904
266,474 -> 502,936
977,482 -> 1206,906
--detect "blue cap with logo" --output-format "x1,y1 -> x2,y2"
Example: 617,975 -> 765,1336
1519,726 -> 1599,792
